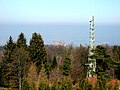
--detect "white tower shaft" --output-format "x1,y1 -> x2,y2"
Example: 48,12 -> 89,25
88,16 -> 96,77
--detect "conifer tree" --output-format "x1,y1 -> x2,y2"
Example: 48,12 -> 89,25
93,45 -> 112,79
44,63 -> 50,79
29,32 -> 47,73
17,32 -> 27,48
3,36 -> 16,87
62,52 -> 71,76
12,32 -> 29,89
112,46 -> 120,79
3,36 -> 15,62
13,48 -> 29,89
51,56 -> 57,68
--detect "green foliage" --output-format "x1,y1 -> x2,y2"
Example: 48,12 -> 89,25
96,76 -> 107,90
38,81 -> 50,90
50,81 -> 60,90
29,32 -> 47,73
0,88 -> 15,90
3,36 -> 16,63
21,77 -> 34,90
81,81 -> 94,90
113,46 -> 120,61
38,79 -> 73,90
12,47 -> 30,89
44,64 -> 50,79
94,45 -> 112,79
112,46 -> 120,79
87,84 -> 93,90
12,48 -> 29,77
17,32 -> 27,48
15,33 -> 29,89
2,33 -> 29,88
107,84 -> 112,90
79,77 -> 88,90
21,79 -> 30,90
51,56 -> 57,68
62,52 -> 71,76
2,33 -> 120,89
61,78 -> 73,90
2,36 -> 16,87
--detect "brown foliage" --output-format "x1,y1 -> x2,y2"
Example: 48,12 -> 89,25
86,77 -> 97,88
108,79 -> 120,89
27,63 -> 38,89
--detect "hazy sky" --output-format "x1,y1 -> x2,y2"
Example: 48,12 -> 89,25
0,0 -> 120,24
0,0 -> 120,46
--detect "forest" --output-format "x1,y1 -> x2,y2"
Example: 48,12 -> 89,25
0,32 -> 120,90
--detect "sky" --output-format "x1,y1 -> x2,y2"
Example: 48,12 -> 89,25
0,0 -> 120,24
0,0 -> 120,46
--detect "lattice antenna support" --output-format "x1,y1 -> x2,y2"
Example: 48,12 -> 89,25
87,16 -> 96,77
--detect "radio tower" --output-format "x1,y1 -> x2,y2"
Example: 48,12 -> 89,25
87,16 -> 96,77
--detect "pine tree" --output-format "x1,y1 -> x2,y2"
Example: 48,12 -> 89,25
3,36 -> 15,62
45,63 -> 50,79
12,32 -> 29,89
16,32 -> 27,48
62,52 -> 71,76
93,45 -> 112,80
51,56 -> 57,68
29,32 -> 47,73
3,36 -> 16,87
12,47 -> 29,89
112,46 -> 120,79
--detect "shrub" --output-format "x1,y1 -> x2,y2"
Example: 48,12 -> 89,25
38,81 -> 50,90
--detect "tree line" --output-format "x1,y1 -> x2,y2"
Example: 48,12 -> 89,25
0,32 -> 120,90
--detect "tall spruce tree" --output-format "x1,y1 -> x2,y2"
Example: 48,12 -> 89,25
13,32 -> 29,89
16,32 -> 27,48
29,32 -> 47,73
93,45 -> 112,79
3,36 -> 16,87
62,52 -> 71,76
51,56 -> 57,68
12,47 -> 29,89
112,46 -> 120,79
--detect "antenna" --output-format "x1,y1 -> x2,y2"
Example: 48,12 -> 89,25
91,0 -> 95,16
87,0 -> 96,77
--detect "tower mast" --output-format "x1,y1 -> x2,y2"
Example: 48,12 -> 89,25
87,16 -> 96,77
